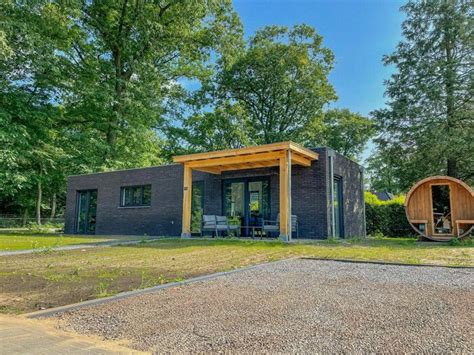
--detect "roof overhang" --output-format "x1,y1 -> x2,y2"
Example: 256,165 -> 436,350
172,141 -> 318,174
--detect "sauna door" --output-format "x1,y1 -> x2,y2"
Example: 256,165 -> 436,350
431,184 -> 453,235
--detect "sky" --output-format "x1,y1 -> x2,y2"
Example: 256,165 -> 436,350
233,0 -> 406,162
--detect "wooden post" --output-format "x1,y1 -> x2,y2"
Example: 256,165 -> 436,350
181,164 -> 192,238
279,150 -> 289,241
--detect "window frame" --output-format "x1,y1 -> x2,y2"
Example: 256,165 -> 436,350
119,185 -> 152,208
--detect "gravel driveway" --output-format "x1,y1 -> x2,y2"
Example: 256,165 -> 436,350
55,259 -> 473,353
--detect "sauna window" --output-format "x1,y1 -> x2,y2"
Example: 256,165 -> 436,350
431,185 -> 452,235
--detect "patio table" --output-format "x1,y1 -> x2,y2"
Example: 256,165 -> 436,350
240,225 -> 265,239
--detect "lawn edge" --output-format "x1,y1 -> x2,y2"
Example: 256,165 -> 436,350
301,256 -> 474,268
24,256 -> 472,319
0,237 -> 166,256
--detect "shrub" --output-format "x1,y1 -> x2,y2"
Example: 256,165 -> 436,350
365,192 -> 415,237
28,222 -> 64,233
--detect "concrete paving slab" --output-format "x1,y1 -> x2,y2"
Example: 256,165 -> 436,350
0,315 -> 144,354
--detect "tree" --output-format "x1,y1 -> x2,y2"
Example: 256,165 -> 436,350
214,24 -> 337,145
168,103 -> 250,154
370,0 -> 473,192
306,108 -> 374,160
176,25 -> 373,159
0,0 -> 243,219
39,0 -> 242,168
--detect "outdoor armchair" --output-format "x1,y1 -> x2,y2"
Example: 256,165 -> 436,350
201,215 -> 240,237
263,213 -> 299,238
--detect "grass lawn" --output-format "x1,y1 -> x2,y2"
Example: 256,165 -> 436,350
0,237 -> 472,314
0,231 -> 145,251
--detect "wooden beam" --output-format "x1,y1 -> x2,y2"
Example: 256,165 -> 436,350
192,166 -> 222,174
185,151 -> 282,169
173,142 -> 292,163
289,142 -> 319,160
181,165 -> 192,238
291,153 -> 312,167
173,141 -> 319,163
216,160 -> 281,172
279,150 -> 289,240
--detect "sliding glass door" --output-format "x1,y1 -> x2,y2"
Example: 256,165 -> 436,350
223,178 -> 270,236
76,190 -> 97,234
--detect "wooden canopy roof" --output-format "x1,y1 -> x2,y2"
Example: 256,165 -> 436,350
173,141 -> 318,174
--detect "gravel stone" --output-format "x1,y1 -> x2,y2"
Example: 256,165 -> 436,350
55,259 -> 474,353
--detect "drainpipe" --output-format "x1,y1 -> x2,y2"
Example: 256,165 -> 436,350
328,150 -> 336,239
288,149 -> 292,242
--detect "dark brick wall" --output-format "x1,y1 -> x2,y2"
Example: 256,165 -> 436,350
332,150 -> 366,237
64,147 -> 364,238
65,164 -> 213,236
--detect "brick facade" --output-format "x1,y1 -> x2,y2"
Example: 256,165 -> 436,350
65,147 -> 365,239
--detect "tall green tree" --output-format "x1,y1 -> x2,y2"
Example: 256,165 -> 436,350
306,108 -> 374,160
0,0 -> 243,219
370,0 -> 473,192
177,25 -> 372,159
39,0 -> 242,168
219,24 -> 337,144
177,24 -> 336,149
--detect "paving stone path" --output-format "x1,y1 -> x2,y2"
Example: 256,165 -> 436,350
0,315 -> 141,354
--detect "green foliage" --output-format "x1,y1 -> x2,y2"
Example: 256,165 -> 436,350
369,0 -> 473,192
218,24 -> 337,144
27,222 -> 64,234
0,0 -> 242,217
307,109 -> 375,160
364,192 -> 414,237
174,24 -> 373,160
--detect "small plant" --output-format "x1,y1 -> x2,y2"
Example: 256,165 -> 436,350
96,281 -> 111,297
71,267 -> 80,277
448,238 -> 473,246
325,236 -> 340,244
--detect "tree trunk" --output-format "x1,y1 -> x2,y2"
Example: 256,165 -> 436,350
36,179 -> 42,225
22,209 -> 29,227
447,158 -> 457,178
50,193 -> 57,220
443,11 -> 457,178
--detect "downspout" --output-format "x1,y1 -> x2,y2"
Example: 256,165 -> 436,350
288,149 -> 292,241
328,150 -> 336,239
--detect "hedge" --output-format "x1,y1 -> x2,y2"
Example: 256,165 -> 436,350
365,192 -> 415,237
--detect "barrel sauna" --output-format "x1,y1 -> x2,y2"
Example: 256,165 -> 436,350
405,176 -> 474,241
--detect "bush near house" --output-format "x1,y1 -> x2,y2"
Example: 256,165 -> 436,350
365,192 -> 415,237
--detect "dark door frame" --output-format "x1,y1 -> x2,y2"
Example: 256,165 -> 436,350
333,176 -> 345,238
75,189 -> 97,234
222,176 -> 271,235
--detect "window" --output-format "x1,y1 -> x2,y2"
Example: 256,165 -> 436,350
120,185 -> 151,207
